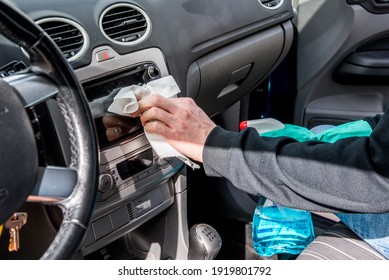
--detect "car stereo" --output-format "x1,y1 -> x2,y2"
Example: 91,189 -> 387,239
84,62 -> 157,150
82,62 -> 181,201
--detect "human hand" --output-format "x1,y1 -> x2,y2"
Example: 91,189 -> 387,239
132,95 -> 216,162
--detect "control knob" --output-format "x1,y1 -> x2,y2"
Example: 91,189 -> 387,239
142,65 -> 160,82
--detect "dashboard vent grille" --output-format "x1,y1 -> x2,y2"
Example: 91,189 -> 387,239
100,4 -> 151,46
259,0 -> 283,9
37,18 -> 89,63
127,203 -> 135,220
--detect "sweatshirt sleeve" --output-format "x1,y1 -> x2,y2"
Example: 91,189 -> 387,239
202,113 -> 389,213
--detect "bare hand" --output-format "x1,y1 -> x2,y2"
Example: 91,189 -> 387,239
132,95 -> 216,162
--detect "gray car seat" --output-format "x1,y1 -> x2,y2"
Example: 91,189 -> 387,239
297,222 -> 385,260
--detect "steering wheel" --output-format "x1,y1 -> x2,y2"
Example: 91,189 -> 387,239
0,2 -> 98,259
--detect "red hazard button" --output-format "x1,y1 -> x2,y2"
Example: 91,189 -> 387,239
96,49 -> 115,62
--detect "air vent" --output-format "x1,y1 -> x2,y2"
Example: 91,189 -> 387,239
99,3 -> 151,46
36,17 -> 89,63
127,203 -> 135,220
259,0 -> 284,9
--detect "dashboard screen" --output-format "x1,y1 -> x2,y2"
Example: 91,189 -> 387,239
83,68 -> 145,149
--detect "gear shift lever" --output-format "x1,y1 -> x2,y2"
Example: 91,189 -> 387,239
188,224 -> 222,260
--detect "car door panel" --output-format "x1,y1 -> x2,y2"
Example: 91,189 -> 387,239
294,0 -> 389,127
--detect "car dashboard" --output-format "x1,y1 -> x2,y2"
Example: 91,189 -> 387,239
1,0 -> 294,259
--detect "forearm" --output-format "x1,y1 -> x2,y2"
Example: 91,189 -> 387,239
203,125 -> 389,213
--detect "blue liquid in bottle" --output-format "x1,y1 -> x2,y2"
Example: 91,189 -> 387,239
252,201 -> 315,257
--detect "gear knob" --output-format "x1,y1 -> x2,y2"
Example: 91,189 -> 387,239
188,223 -> 222,260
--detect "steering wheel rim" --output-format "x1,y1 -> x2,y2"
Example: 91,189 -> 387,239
0,2 -> 98,259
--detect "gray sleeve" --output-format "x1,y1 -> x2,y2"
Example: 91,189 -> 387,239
202,113 -> 389,213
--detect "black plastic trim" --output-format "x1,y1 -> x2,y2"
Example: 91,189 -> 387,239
346,51 -> 389,67
348,0 -> 389,14
334,61 -> 389,85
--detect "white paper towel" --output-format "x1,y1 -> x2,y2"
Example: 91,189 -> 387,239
107,75 -> 199,169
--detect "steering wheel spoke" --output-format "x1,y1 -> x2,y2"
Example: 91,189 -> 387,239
28,166 -> 78,203
4,73 -> 59,108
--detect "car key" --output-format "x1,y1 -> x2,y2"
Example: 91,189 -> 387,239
4,213 -> 27,252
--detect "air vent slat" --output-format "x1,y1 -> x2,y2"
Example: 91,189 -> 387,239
103,18 -> 146,31
102,13 -> 142,25
100,4 -> 151,46
103,9 -> 139,19
37,17 -> 89,63
48,28 -> 79,38
102,19 -> 146,32
53,34 -> 83,44
105,24 -> 147,37
59,42 -> 84,51
41,23 -> 73,32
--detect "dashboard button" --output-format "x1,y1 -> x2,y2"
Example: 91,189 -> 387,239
96,49 -> 115,62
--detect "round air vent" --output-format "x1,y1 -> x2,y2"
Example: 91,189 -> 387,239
36,17 -> 89,63
258,0 -> 284,9
99,3 -> 151,46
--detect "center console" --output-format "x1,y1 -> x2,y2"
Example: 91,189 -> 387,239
75,47 -> 184,256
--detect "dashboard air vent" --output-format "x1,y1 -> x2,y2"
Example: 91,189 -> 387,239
259,0 -> 284,9
36,17 -> 89,63
127,203 -> 135,220
100,3 -> 151,46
